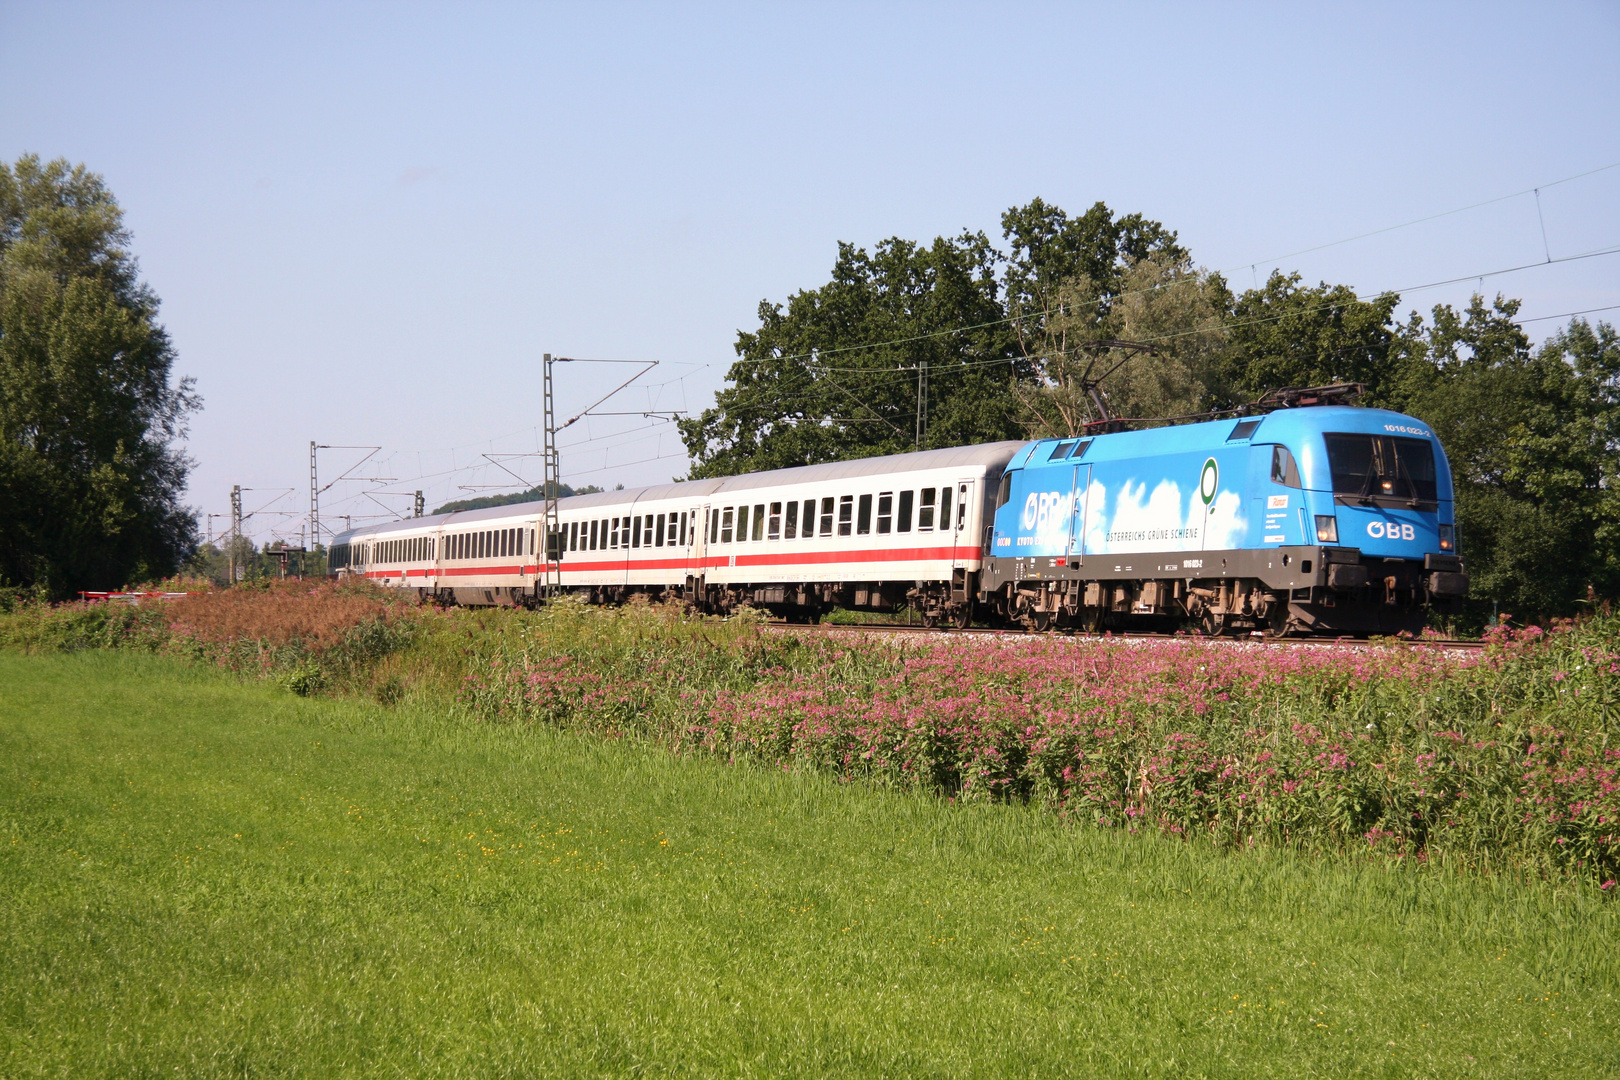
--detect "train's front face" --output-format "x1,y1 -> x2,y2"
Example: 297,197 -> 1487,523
1308,419 -> 1454,558
1285,407 -> 1467,629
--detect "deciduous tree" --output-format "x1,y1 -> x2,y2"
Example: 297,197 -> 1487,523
0,155 -> 198,596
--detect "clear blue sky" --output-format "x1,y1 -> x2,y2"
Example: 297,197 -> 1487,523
3,2 -> 1617,545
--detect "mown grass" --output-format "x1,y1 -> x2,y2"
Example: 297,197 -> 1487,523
2,650 -> 1616,1078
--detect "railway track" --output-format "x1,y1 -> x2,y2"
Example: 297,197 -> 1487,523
763,620 -> 1486,649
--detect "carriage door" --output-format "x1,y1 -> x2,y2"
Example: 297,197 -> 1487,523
950,479 -> 976,577
687,503 -> 710,596
1067,464 -> 1092,562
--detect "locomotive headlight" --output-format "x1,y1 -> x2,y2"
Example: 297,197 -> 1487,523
1439,524 -> 1455,551
1314,515 -> 1339,543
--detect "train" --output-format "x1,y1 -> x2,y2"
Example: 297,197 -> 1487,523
328,399 -> 1468,636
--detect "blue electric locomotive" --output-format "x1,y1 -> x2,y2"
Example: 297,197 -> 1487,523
982,404 -> 1468,636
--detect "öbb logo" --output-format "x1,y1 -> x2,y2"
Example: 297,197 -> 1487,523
1367,521 -> 1416,541
1022,491 -> 1070,532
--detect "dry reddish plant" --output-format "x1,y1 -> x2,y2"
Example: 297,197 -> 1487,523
165,580 -> 402,649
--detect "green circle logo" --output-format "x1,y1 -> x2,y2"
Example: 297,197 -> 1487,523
1199,458 -> 1219,505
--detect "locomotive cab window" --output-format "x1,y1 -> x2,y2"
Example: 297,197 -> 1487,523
1270,445 -> 1301,488
1324,433 -> 1437,506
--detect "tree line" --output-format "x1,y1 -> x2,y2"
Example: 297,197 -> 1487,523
680,198 -> 1620,625
4,154 -> 1614,624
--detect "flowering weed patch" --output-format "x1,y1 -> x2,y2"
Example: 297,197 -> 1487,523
4,588 -> 1616,886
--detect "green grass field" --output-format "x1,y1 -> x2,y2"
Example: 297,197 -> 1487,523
2,651 -> 1615,1078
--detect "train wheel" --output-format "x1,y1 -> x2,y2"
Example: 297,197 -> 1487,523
1200,608 -> 1228,638
955,602 -> 974,629
921,611 -> 941,628
1029,610 -> 1053,632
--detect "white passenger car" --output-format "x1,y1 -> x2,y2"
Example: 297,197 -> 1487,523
329,442 -> 1023,624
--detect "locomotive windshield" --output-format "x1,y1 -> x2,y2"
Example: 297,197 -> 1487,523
1324,433 -> 1438,504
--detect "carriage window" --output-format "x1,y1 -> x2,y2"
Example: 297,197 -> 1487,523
940,486 -> 953,530
857,494 -> 872,535
877,492 -> 893,533
1270,445 -> 1302,488
752,504 -> 765,541
819,497 -> 834,536
918,487 -> 937,531
957,484 -> 968,527
721,507 -> 734,544
785,500 -> 798,539
897,490 -> 914,532
709,509 -> 719,544
768,502 -> 782,540
589,520 -> 597,550
677,513 -> 686,546
643,514 -> 653,546
802,500 -> 816,539
736,505 -> 749,542
837,496 -> 853,536
655,514 -> 665,547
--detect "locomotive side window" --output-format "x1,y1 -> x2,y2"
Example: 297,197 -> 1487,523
857,494 -> 872,534
768,502 -> 782,540
996,473 -> 1011,509
838,495 -> 853,536
877,492 -> 893,533
752,504 -> 765,541
802,499 -> 816,538
1050,440 -> 1077,461
940,486 -> 953,530
897,490 -> 914,532
1271,446 -> 1302,488
918,488 -> 936,530
819,497 -> 834,536
785,500 -> 798,539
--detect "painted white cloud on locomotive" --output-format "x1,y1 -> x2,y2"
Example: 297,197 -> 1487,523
1081,478 -> 1247,554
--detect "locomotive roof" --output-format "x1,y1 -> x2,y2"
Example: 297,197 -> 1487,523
332,440 -> 1027,543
